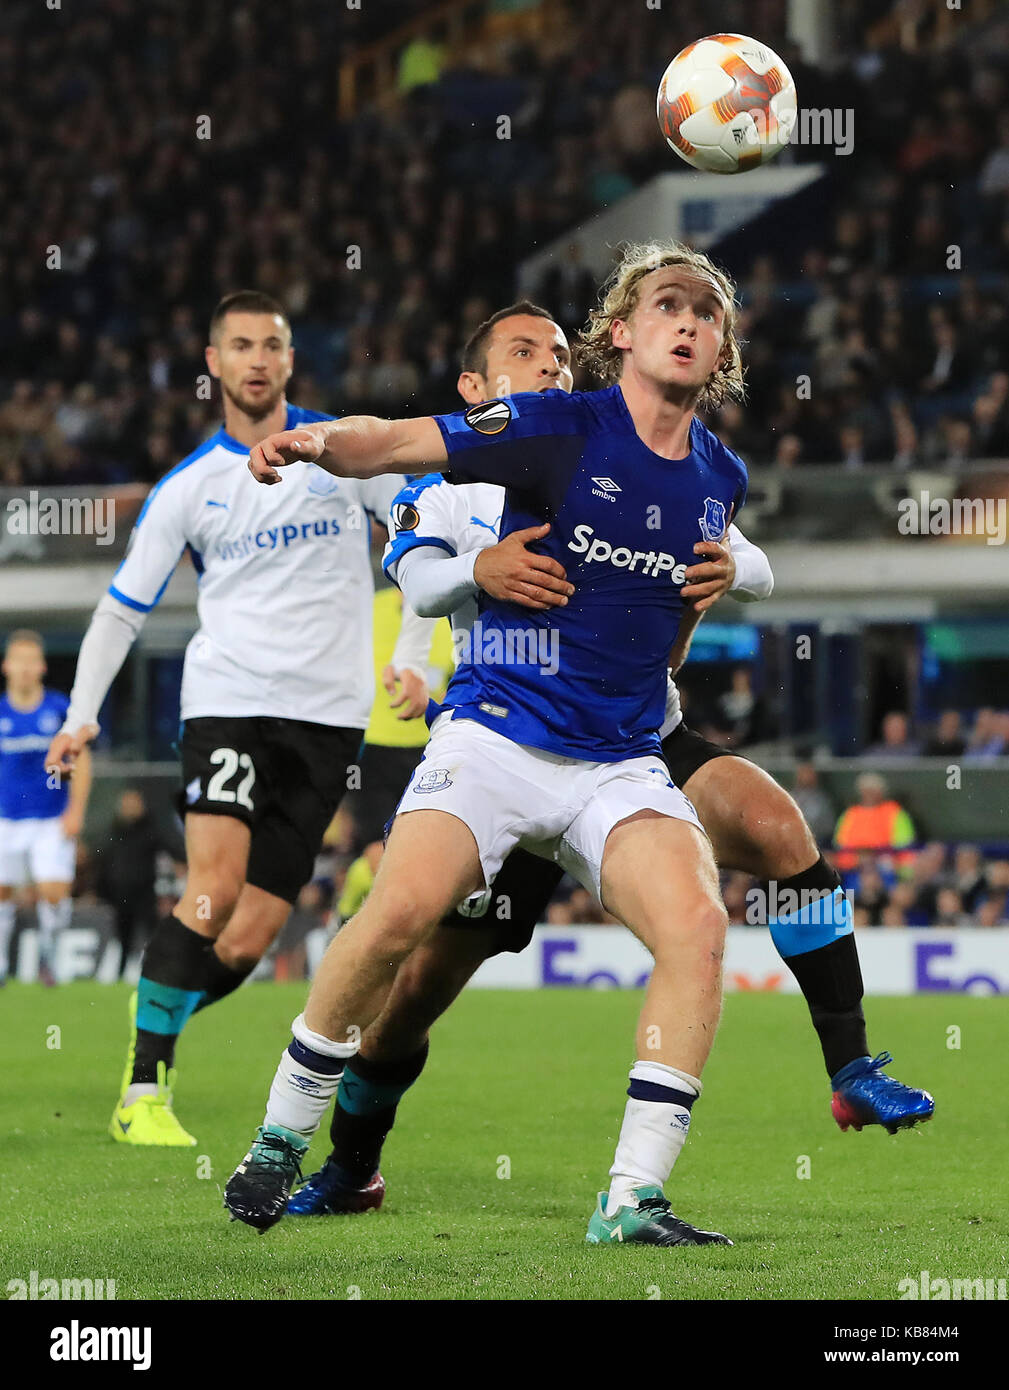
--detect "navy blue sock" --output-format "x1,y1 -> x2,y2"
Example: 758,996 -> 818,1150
192,948 -> 254,1013
327,1044 -> 429,1184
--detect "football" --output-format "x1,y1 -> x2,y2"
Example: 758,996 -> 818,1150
657,32 -> 797,174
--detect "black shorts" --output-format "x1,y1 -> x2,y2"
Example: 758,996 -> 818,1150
441,723 -> 733,957
660,721 -> 734,787
344,743 -> 427,847
179,716 -> 362,905
441,845 -> 565,957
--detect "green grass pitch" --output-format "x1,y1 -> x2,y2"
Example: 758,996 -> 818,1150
2,982 -> 1006,1301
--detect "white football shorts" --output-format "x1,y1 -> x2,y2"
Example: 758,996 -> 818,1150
0,816 -> 77,887
393,714 -> 704,899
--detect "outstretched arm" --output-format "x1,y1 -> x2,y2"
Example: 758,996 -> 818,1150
249,417 -> 447,485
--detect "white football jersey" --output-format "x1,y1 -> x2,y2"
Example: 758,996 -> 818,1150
109,406 -> 402,728
382,473 -> 773,739
383,474 -> 503,636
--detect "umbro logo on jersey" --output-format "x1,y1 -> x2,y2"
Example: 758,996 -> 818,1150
464,399 -> 512,435
591,476 -> 622,501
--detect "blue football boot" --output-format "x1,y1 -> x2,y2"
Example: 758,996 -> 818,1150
286,1158 -> 385,1216
831,1052 -> 934,1135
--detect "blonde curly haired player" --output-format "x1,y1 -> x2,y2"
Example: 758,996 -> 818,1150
578,239 -> 746,411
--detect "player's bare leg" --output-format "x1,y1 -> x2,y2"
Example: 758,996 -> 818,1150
192,882 -> 292,1011
685,757 -> 933,1134
586,810 -> 733,1247
174,813 -> 251,937
684,756 -> 815,879
110,813 -> 251,1147
288,924 -> 497,1215
304,810 -> 483,1040
224,808 -> 484,1229
602,812 -> 725,1073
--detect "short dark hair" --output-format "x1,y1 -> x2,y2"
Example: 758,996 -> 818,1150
5,628 -> 44,654
461,301 -> 558,376
209,291 -> 290,344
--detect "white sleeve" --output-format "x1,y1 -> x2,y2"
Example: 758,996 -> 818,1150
395,546 -> 479,619
62,593 -> 147,734
108,475 -> 189,612
388,599 -> 439,677
727,523 -> 774,602
382,476 -> 466,578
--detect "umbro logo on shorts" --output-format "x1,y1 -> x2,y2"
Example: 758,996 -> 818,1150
464,399 -> 512,435
413,768 -> 453,793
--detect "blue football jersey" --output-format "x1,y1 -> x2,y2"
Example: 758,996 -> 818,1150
0,689 -> 69,820
433,385 -> 747,761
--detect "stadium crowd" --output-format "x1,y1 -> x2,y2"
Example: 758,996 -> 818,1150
2,0 -> 1007,488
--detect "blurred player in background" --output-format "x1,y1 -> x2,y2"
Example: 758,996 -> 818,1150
46,291 -> 435,1147
290,299 -> 933,1221
1,630 -> 91,986
343,585 -> 457,856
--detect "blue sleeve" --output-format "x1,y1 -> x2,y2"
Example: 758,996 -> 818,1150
713,437 -> 748,519
733,465 -> 747,517
434,390 -> 588,492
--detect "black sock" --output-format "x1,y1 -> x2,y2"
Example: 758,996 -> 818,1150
132,915 -> 212,1085
766,856 -> 869,1078
328,1043 -> 430,1184
193,946 -> 255,1013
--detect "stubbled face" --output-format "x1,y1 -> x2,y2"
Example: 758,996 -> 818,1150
3,640 -> 45,695
613,270 -> 727,397
458,314 -> 573,404
206,312 -> 293,419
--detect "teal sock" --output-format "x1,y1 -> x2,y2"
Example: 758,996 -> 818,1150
132,916 -> 208,1084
